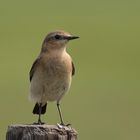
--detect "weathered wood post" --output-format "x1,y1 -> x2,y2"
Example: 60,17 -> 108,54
6,124 -> 78,140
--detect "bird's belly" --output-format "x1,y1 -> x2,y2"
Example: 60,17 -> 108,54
30,67 -> 72,103
43,77 -> 71,102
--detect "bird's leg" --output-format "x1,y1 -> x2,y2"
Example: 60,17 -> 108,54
57,103 -> 71,126
38,103 -> 42,124
57,103 -> 65,125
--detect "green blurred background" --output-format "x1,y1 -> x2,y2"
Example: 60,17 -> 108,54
0,0 -> 140,139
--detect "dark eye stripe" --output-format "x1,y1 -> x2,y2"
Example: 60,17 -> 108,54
54,35 -> 61,40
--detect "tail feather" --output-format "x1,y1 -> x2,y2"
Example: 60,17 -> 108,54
33,103 -> 47,114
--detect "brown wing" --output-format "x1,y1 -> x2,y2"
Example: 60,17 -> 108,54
29,57 -> 40,81
72,61 -> 75,76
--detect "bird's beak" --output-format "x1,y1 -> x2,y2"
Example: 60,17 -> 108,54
64,36 -> 79,40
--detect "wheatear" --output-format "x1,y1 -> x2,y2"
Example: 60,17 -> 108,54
29,30 -> 79,125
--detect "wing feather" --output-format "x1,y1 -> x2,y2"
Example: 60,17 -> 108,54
29,57 -> 41,81
72,61 -> 75,76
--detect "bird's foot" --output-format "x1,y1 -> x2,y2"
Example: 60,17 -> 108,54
33,122 -> 45,125
33,121 -> 45,125
57,123 -> 71,128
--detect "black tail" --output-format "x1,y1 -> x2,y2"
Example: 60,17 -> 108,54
33,103 -> 47,114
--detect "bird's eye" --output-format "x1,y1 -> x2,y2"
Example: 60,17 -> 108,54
54,35 -> 61,40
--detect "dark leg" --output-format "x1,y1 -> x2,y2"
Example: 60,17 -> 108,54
57,103 -> 65,125
38,103 -> 42,124
33,102 -> 47,125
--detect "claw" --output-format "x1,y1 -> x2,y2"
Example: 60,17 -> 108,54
57,123 -> 71,128
65,123 -> 71,126
33,121 -> 45,125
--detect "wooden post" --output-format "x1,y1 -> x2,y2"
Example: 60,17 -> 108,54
6,124 -> 78,140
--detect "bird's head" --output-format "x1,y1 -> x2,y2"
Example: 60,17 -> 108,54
41,30 -> 79,52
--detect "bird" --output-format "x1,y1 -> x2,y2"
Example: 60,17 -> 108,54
29,30 -> 79,125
